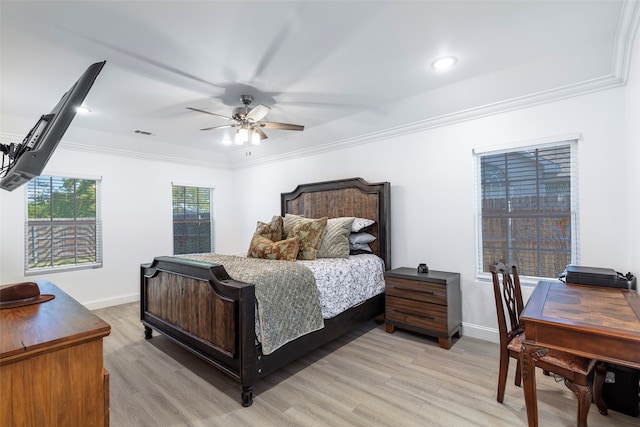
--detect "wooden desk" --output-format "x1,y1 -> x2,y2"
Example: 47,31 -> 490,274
520,280 -> 640,427
0,281 -> 111,426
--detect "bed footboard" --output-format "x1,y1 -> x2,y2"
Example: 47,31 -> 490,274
140,256 -> 258,406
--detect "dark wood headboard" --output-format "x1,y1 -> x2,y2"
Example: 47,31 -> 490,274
281,177 -> 391,270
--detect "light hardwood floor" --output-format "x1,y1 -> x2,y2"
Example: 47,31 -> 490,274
94,302 -> 638,427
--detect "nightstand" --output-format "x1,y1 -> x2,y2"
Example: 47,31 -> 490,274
385,267 -> 462,349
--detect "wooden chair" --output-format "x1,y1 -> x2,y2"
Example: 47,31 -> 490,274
489,262 -> 606,427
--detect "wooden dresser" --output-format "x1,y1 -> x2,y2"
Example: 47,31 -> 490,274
0,280 -> 111,426
385,267 -> 462,349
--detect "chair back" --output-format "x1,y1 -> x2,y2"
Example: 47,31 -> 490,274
489,262 -> 525,347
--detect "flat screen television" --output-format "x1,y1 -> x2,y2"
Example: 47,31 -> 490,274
0,60 -> 106,191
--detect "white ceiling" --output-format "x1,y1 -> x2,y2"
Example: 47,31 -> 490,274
1,1 -> 637,168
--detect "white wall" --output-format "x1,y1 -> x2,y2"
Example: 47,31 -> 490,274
627,22 -> 640,275
232,87 -> 629,342
0,135 -> 234,308
1,35 -> 637,342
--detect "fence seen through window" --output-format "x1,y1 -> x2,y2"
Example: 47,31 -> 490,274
479,143 -> 575,278
26,176 -> 101,271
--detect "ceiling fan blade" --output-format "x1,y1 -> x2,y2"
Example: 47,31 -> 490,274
254,127 -> 268,140
246,104 -> 271,122
250,13 -> 297,82
186,107 -> 233,120
260,122 -> 305,131
200,124 -> 235,131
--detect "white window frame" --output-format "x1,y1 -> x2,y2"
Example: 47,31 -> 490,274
25,174 -> 103,275
473,134 -> 580,282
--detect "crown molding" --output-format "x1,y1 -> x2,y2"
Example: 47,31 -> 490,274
613,0 -> 640,82
233,4 -> 639,170
231,72 -> 624,170
59,141 -> 232,169
0,133 -> 232,169
2,66 -> 628,173
4,3 -> 637,173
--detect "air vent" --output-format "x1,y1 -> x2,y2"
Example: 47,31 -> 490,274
133,129 -> 154,136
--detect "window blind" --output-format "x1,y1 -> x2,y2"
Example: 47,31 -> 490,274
476,140 -> 578,278
26,175 -> 102,273
172,185 -> 215,254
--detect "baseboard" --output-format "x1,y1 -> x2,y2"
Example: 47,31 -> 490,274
461,322 -> 499,344
84,293 -> 139,310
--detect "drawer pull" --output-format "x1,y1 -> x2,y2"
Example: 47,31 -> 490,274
395,309 -> 435,320
391,286 -> 434,295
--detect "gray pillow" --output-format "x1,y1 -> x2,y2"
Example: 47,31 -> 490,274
349,243 -> 373,253
348,232 -> 376,245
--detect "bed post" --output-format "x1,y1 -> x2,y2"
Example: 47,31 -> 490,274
238,278 -> 257,406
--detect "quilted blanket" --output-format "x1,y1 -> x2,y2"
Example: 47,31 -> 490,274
180,254 -> 324,354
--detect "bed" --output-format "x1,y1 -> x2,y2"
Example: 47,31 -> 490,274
140,177 -> 391,406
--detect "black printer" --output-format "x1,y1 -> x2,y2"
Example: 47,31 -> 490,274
558,265 -> 637,290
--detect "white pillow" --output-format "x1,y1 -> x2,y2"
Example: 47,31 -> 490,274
351,218 -> 375,232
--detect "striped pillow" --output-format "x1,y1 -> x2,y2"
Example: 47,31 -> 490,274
317,217 -> 355,258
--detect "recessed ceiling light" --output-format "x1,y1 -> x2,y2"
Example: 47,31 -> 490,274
431,56 -> 457,70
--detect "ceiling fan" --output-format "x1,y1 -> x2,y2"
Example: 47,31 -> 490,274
187,95 -> 304,147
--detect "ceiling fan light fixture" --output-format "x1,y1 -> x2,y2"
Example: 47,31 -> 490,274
188,95 -> 304,154
431,56 -> 457,70
235,127 -> 248,145
251,131 -> 261,146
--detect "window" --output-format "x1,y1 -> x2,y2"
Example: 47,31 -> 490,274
475,139 -> 578,278
26,176 -> 102,273
172,185 -> 214,254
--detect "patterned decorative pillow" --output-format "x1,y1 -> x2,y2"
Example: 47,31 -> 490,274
317,217 -> 355,258
352,217 -> 375,232
247,233 -> 299,261
255,215 -> 283,242
287,216 -> 328,260
283,213 -> 306,237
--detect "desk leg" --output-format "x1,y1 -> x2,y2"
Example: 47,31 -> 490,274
521,342 -> 538,427
593,362 -> 608,415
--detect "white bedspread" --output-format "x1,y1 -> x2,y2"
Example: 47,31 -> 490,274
299,253 -> 386,318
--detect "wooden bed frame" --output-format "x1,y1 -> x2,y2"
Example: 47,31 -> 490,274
140,177 -> 391,406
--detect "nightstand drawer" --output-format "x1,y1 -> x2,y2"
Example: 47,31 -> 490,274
384,267 -> 461,349
386,295 -> 448,333
385,276 -> 447,306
